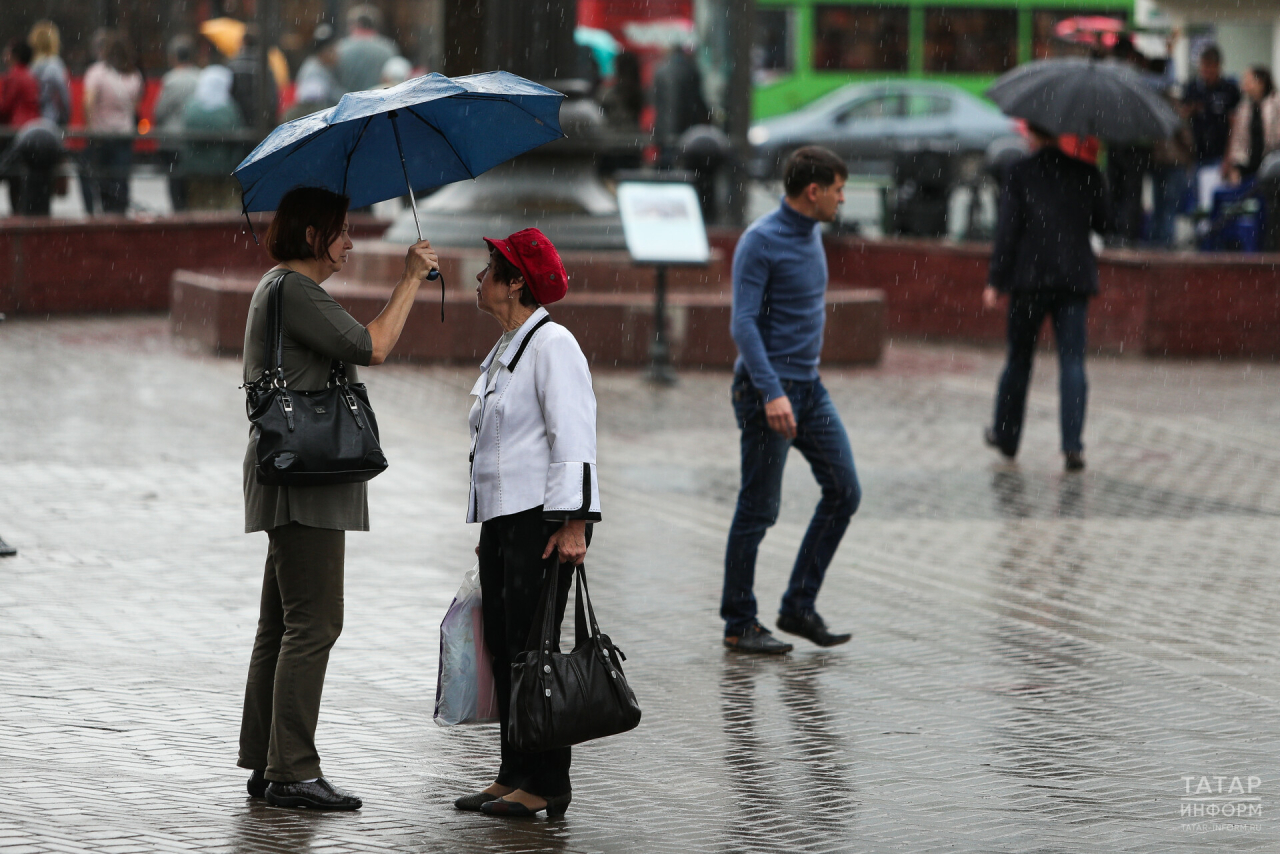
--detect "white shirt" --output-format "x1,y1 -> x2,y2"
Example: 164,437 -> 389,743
467,307 -> 602,524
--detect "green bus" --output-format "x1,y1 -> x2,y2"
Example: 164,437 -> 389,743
752,0 -> 1136,119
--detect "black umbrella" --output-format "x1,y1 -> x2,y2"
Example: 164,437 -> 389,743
986,58 -> 1180,143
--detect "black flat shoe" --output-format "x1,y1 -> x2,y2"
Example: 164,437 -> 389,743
1064,451 -> 1086,472
454,791 -> 500,811
247,769 -> 267,799
776,611 -> 851,647
265,778 -> 362,810
0,537 -> 16,557
723,622 -> 792,655
480,792 -> 571,819
984,427 -> 1015,460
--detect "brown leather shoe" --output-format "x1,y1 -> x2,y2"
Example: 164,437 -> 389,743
724,622 -> 793,654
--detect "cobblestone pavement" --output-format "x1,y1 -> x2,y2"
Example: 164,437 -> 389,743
2,315 -> 1279,853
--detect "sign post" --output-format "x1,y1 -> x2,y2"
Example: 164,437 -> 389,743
616,177 -> 711,385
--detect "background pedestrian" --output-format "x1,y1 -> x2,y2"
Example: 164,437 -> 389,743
983,125 -> 1109,471
1223,65 -> 1280,185
27,21 -> 69,126
82,32 -> 141,214
228,25 -> 276,131
285,23 -> 341,120
722,146 -> 860,656
0,38 -> 40,129
153,35 -> 201,212
180,64 -> 243,210
652,45 -> 709,167
336,5 -> 399,94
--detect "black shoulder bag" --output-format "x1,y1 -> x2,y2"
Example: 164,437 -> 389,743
509,559 -> 641,752
245,273 -> 389,486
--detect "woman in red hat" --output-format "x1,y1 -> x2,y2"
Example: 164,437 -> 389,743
455,228 -> 601,819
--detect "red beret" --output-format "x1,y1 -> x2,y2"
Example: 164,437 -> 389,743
483,228 -> 568,305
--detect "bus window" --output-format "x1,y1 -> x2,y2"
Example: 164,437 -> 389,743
1032,10 -> 1129,59
813,5 -> 909,72
755,7 -> 794,83
924,7 -> 1018,74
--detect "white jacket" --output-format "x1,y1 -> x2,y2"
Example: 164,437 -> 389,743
467,307 -> 602,524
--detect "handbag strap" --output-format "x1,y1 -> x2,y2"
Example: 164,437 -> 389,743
263,271 -> 353,391
262,270 -> 289,388
573,564 -> 602,647
524,554 -> 564,661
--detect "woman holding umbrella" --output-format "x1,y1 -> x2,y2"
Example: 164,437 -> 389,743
237,186 -> 437,810
454,228 -> 601,819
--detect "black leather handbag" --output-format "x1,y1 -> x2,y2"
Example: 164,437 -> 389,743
245,273 -> 388,486
509,559 -> 641,752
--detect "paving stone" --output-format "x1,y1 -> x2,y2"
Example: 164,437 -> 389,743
0,316 -> 1278,851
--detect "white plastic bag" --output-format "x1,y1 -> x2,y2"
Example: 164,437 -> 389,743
434,564 -> 499,726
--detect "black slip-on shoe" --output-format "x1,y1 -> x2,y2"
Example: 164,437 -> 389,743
0,538 -> 16,558
247,769 -> 268,799
723,622 -> 793,655
776,611 -> 851,647
265,778 -> 362,810
984,427 -> 1016,460
1064,451 -> 1086,472
480,792 -> 571,819
455,791 -> 500,811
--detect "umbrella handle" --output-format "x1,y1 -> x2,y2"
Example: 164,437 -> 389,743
389,109 -> 443,320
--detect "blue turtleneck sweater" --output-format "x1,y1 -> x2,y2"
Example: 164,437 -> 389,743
730,200 -> 827,402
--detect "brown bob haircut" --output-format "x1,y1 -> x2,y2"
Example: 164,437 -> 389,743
783,146 -> 848,198
266,186 -> 351,263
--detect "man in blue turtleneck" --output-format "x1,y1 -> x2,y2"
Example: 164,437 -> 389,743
722,146 -> 861,655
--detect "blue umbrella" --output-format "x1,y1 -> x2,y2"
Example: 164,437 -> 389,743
235,69 -> 564,223
234,70 -> 564,319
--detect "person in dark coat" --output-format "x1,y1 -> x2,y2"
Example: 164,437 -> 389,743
983,125 -> 1109,472
652,45 -> 708,167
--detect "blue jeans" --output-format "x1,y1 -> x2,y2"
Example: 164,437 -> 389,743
992,291 -> 1089,456
1151,165 -> 1190,248
722,370 -> 861,636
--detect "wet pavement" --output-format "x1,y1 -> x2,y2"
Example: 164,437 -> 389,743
1,315 -> 1278,853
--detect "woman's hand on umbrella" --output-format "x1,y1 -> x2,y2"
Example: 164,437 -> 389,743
982,286 -> 1002,310
404,239 -> 439,282
543,520 -> 587,566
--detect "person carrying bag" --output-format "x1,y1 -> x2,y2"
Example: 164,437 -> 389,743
453,228 -> 610,820
236,186 -> 437,811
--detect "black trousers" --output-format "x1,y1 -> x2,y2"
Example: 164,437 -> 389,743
478,506 -> 591,797
992,291 -> 1089,456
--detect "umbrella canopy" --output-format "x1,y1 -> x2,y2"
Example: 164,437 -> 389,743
986,58 -> 1179,144
234,70 -> 565,213
575,26 -> 622,77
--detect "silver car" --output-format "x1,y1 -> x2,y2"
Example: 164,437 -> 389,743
747,80 -> 1017,180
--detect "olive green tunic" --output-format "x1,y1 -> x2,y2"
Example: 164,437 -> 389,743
242,269 -> 375,533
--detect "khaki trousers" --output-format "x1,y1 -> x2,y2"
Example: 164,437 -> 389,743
237,522 -> 345,782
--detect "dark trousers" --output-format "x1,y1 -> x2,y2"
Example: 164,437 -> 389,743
1107,145 -> 1152,243
478,506 -> 589,797
82,140 -> 132,213
238,522 -> 345,782
722,370 -> 861,636
992,291 -> 1089,457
